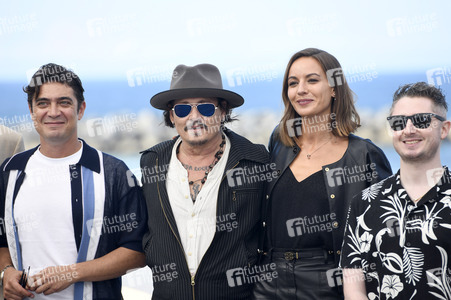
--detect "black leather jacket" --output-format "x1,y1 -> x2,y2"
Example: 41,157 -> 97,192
259,127 -> 392,265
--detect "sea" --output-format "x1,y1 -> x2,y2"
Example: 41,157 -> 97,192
2,72 -> 451,117
1,71 -> 450,169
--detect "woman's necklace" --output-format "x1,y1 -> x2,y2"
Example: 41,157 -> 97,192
306,137 -> 332,159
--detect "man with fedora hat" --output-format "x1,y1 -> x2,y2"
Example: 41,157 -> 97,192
140,63 -> 270,299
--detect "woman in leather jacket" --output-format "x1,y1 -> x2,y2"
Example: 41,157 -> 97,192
253,48 -> 392,299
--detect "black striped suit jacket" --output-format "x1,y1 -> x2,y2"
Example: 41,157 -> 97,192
140,129 -> 270,300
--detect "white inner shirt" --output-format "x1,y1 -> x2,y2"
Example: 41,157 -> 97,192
14,144 -> 82,300
166,135 -> 231,275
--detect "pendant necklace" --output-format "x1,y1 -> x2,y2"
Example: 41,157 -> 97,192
306,137 -> 332,159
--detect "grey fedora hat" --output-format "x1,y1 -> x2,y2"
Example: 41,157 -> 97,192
150,64 -> 244,110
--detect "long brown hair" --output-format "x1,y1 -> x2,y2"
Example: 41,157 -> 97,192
279,48 -> 360,147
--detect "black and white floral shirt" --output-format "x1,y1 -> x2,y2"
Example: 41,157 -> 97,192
340,167 -> 451,299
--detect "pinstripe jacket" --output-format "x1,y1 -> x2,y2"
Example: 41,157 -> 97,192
140,129 -> 270,300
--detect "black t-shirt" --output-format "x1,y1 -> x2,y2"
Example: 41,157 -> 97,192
270,168 -> 334,250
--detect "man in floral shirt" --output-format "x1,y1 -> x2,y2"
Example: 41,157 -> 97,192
340,82 -> 451,299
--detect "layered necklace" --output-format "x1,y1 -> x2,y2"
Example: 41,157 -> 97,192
178,134 -> 226,185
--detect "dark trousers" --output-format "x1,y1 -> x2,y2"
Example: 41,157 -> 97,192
252,249 -> 343,300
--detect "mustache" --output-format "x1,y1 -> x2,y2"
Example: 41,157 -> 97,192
184,120 -> 208,132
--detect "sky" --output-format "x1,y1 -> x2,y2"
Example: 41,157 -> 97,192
1,0 -> 451,139
1,0 -> 450,82
2,1 -> 451,146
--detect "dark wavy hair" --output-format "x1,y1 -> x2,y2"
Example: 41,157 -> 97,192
23,63 -> 85,112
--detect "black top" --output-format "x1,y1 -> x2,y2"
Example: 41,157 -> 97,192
261,130 -> 393,266
270,167 -> 334,250
341,167 -> 451,299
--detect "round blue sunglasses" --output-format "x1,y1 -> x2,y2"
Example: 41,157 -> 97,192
172,103 -> 218,118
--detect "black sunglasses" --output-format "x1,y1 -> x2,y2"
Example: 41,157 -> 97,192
172,103 -> 218,118
387,113 -> 445,131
